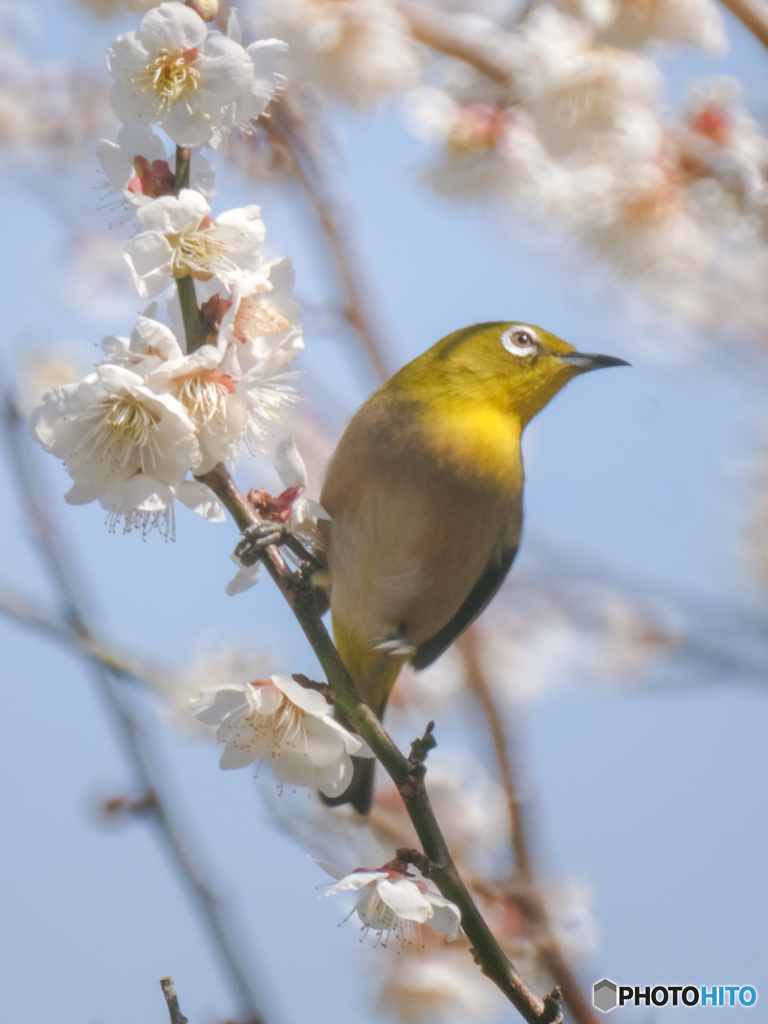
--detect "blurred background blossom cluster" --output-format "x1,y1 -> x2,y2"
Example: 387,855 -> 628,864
3,0 -> 768,1023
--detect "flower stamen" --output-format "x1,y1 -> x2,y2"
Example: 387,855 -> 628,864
132,47 -> 201,112
167,224 -> 234,280
234,299 -> 291,340
174,369 -> 236,426
80,394 -> 162,473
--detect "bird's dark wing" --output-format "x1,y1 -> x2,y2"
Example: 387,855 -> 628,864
410,544 -> 518,670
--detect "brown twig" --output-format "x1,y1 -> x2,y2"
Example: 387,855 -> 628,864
0,576 -> 178,696
264,98 -> 391,384
404,2 -> 516,86
160,977 -> 189,1024
457,627 -> 534,880
195,462 -> 562,1024
717,0 -> 768,50
456,627 -> 600,1024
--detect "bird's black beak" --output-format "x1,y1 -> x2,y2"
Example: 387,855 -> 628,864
558,352 -> 630,372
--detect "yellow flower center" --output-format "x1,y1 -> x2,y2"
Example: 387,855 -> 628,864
141,47 -> 201,111
242,688 -> 306,757
234,298 -> 291,340
174,369 -> 236,426
167,225 -> 229,279
82,394 -> 162,472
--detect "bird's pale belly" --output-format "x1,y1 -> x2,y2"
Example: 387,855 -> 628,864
326,470 -> 522,651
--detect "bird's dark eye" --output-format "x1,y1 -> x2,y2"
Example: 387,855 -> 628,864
500,325 -> 538,357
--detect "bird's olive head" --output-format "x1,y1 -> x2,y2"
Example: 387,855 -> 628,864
402,321 -> 628,427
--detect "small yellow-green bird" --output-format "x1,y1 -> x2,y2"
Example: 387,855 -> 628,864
319,321 -> 627,812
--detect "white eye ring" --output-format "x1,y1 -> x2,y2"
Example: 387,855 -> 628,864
501,324 -> 538,358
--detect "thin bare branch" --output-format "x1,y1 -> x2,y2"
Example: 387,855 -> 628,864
404,2 -> 516,85
0,577 -> 178,695
457,628 -> 534,879
718,0 -> 768,51
160,977 -> 189,1024
265,98 -> 391,384
0,390 -> 272,1024
195,461 -> 562,1024
456,627 -> 600,1024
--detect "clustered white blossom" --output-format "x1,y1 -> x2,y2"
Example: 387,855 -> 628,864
29,1 -> 309,539
240,0 -> 768,339
106,2 -> 286,149
266,0 -> 422,108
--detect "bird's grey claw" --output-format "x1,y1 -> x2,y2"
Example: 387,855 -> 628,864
235,522 -> 284,566
374,635 -> 416,658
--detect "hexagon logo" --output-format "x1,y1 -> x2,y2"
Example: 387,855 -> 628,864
593,979 -> 618,1012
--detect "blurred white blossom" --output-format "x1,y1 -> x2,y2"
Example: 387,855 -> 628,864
267,0 -> 422,106
378,948 -> 502,1024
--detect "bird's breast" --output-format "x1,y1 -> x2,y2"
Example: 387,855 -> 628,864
415,398 -> 524,491
320,395 -> 524,653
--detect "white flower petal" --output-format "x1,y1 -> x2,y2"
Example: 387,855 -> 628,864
315,755 -> 356,798
274,436 -> 307,488
377,878 -> 433,924
175,480 -> 226,521
271,673 -> 331,716
426,893 -> 462,940
324,871 -> 389,896
190,685 -> 249,725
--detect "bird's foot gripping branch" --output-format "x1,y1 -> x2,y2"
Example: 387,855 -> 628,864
196,463 -> 563,1024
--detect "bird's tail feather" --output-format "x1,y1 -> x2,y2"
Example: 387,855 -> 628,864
322,617 -> 405,813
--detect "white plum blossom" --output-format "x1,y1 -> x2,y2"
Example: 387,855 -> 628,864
406,89 -> 569,207
106,2 -> 272,149
98,125 -> 215,212
319,861 -> 462,946
220,258 -> 304,376
226,547 -> 262,595
29,362 -> 200,504
26,357 -> 226,538
124,188 -> 270,298
95,473 -> 224,538
147,342 -> 245,473
234,360 -> 299,455
220,37 -> 290,136
502,7 -> 662,160
672,77 -> 768,229
568,159 -> 715,273
189,674 -> 372,796
267,0 -> 422,108
594,0 -> 726,52
102,309 -> 185,372
103,311 -> 299,474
